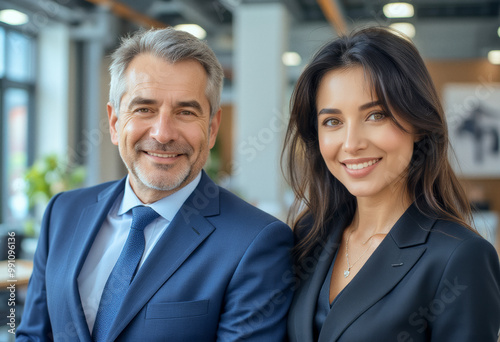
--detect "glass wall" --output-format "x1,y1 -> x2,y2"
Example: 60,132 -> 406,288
0,26 -> 35,224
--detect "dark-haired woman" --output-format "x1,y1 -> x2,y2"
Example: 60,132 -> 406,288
283,27 -> 500,342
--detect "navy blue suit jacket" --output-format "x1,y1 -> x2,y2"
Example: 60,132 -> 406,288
287,204 -> 500,341
17,171 -> 294,341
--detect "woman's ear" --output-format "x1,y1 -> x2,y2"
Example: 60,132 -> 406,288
413,132 -> 424,143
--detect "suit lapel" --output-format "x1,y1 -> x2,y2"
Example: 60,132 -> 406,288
66,179 -> 126,341
318,204 -> 434,342
106,172 -> 219,341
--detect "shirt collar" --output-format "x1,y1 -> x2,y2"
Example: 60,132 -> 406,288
118,172 -> 202,221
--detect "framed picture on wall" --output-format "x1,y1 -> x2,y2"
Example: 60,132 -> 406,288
444,83 -> 500,177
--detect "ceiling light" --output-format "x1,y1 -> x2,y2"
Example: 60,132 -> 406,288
174,24 -> 207,40
383,2 -> 414,18
282,52 -> 302,66
390,23 -> 415,38
497,26 -> 500,38
0,9 -> 29,26
487,50 -> 500,65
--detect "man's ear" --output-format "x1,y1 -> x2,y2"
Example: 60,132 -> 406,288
208,108 -> 222,149
108,103 -> 119,146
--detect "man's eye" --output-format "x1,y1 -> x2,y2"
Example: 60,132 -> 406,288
134,108 -> 150,113
180,110 -> 195,116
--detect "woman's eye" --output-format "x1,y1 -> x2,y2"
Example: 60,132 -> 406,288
368,112 -> 386,121
324,118 -> 341,127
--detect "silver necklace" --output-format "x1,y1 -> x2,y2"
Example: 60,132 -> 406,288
344,230 -> 386,278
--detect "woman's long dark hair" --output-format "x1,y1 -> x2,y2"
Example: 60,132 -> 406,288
282,27 -> 474,264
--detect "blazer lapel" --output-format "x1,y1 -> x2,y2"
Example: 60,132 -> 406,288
289,216 -> 346,342
106,172 -> 219,341
65,179 -> 126,341
318,204 -> 435,342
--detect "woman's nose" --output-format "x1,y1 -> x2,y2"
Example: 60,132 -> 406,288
342,123 -> 367,154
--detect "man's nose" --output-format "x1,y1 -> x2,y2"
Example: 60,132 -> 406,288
149,112 -> 179,144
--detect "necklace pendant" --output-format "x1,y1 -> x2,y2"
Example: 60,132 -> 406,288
344,269 -> 350,278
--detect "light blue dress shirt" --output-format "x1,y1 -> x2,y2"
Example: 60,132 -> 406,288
77,173 -> 201,332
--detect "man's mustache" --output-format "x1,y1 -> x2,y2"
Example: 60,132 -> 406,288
135,140 -> 193,154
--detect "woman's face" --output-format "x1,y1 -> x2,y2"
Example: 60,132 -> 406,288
316,66 -> 416,202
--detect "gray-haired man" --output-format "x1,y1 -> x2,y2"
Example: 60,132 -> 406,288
17,28 -> 293,342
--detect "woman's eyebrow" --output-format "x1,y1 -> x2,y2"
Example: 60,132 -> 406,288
318,108 -> 341,115
318,100 -> 381,115
359,100 -> 381,111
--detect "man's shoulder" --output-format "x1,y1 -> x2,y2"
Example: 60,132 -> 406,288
52,178 -> 124,207
216,186 -> 288,229
207,186 -> 293,252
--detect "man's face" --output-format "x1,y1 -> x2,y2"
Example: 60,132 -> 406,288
108,53 -> 221,203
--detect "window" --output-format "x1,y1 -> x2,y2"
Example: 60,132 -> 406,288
0,25 -> 36,224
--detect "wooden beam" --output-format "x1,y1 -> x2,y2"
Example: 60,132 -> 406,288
85,0 -> 168,29
317,0 -> 347,35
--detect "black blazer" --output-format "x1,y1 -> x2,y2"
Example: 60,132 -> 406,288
287,204 -> 500,341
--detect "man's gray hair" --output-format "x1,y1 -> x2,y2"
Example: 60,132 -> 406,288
109,27 -> 224,118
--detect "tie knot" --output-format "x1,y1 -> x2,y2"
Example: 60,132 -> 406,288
131,206 -> 159,231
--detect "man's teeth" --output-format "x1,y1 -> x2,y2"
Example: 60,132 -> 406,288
345,159 -> 379,170
148,152 -> 178,158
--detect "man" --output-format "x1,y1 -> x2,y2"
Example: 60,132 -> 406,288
17,28 -> 293,341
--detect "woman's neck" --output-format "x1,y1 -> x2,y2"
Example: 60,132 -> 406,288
351,192 -> 412,237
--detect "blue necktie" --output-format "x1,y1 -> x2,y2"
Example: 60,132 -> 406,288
92,206 -> 159,341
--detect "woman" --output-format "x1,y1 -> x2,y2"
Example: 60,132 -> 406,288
283,27 -> 500,341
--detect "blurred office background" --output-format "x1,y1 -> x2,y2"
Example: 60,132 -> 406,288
0,0 -> 499,337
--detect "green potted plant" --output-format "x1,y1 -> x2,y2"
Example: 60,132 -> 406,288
23,154 -> 86,237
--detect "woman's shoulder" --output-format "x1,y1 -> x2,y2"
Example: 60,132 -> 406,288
427,218 -> 498,265
430,218 -> 488,245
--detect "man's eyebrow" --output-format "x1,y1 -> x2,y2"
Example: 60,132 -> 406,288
176,100 -> 203,113
126,98 -> 204,113
318,101 -> 382,115
127,97 -> 158,111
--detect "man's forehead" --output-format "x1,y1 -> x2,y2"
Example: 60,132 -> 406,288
119,56 -> 209,107
124,60 -> 207,89
125,55 -> 205,79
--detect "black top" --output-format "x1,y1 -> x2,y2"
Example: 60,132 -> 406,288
314,251 -> 338,340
